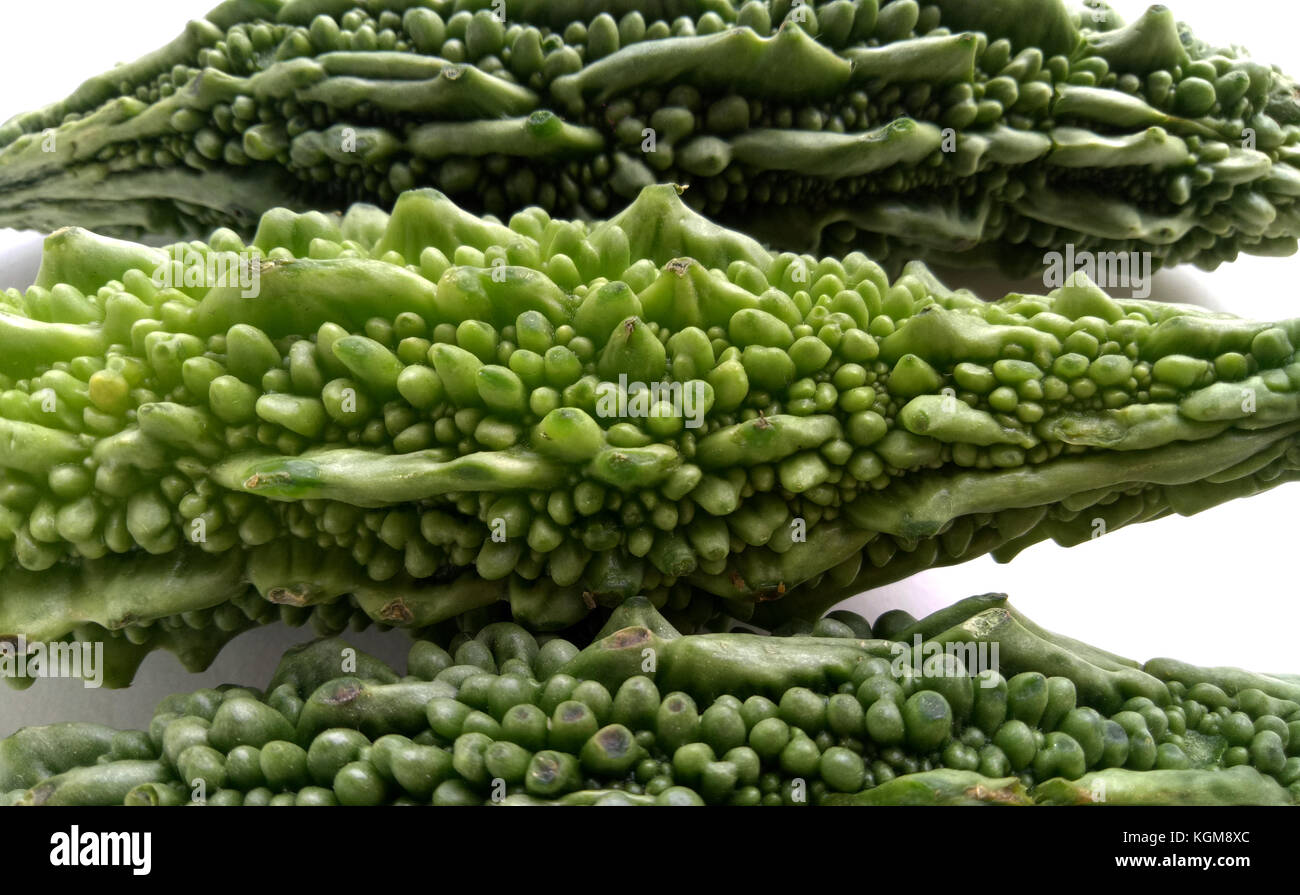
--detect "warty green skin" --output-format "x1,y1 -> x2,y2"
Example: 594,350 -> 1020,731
4,596 -> 1299,807
0,0 -> 1298,273
5,183 -> 1300,678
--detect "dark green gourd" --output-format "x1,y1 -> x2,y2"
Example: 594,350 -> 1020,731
4,597 -> 1298,806
0,0 -> 1298,273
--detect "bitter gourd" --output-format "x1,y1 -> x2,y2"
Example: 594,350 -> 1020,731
1,0 -> 1298,273
3,183 -> 1300,684
4,595 -> 1298,806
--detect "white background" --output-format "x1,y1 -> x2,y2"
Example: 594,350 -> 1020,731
0,0 -> 1297,735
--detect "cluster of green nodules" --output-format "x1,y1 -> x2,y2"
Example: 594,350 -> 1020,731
0,0 -> 1296,272
3,184 -> 1300,666
4,597 -> 1298,806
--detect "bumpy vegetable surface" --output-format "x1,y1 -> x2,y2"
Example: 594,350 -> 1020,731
4,183 -> 1300,683
5,596 -> 1298,806
2,0 -> 1298,272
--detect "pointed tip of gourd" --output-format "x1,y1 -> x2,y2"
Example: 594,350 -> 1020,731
373,188 -> 514,264
616,182 -> 690,218
605,185 -> 772,272
35,227 -> 169,295
593,596 -> 682,641
1084,2 -> 1189,74
1050,269 -> 1125,323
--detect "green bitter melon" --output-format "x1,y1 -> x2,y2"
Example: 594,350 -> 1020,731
4,595 -> 1299,806
2,183 -> 1300,683
0,0 -> 1297,273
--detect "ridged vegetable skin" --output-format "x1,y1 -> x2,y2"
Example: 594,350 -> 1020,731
4,596 -> 1298,806
4,183 -> 1300,683
1,0 -> 1298,273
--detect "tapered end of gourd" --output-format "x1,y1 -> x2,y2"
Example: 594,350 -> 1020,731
603,184 -> 772,272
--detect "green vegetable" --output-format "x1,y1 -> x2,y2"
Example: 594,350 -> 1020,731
4,183 -> 1300,683
4,597 -> 1298,806
1,0 -> 1296,273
